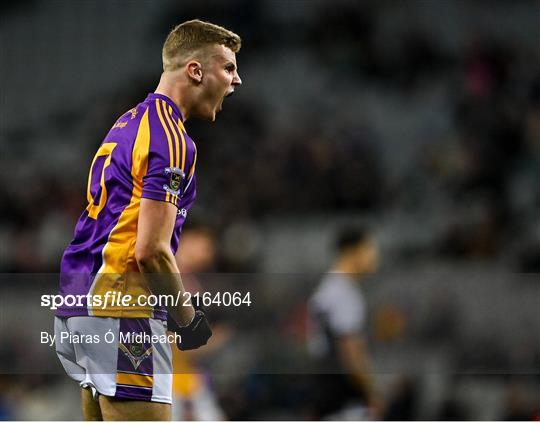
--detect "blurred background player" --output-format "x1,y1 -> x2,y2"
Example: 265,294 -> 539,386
308,226 -> 381,420
172,224 -> 229,420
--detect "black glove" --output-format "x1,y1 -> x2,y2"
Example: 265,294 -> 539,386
167,304 -> 212,351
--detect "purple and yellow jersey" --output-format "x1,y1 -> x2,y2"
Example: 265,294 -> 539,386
57,93 -> 197,320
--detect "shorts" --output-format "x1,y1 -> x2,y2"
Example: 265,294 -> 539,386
54,316 -> 173,404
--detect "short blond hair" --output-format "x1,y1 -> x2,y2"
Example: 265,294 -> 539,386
162,19 -> 241,71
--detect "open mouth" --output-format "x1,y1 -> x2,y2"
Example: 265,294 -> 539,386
219,92 -> 233,111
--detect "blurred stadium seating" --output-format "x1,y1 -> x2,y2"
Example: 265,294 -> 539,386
1,0 -> 539,420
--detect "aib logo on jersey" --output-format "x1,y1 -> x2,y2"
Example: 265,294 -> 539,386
163,167 -> 185,196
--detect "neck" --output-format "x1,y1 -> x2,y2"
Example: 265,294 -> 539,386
154,72 -> 191,121
332,257 -> 358,275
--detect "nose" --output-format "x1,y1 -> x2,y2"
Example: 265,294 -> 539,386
233,72 -> 242,86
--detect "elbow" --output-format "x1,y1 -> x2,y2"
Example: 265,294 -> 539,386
135,243 -> 169,271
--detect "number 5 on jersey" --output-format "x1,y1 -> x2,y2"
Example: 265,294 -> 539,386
86,142 -> 117,219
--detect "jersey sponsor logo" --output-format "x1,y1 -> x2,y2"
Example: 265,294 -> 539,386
128,107 -> 138,119
178,208 -> 187,217
163,166 -> 185,196
112,120 -> 128,129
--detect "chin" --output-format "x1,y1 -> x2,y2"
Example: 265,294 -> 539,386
200,108 -> 217,122
195,112 -> 216,122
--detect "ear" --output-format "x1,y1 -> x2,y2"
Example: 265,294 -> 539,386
187,60 -> 203,83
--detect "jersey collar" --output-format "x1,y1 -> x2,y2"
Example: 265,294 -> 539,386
147,93 -> 184,122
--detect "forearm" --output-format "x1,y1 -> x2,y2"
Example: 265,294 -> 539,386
347,358 -> 376,403
137,247 -> 195,326
338,336 -> 378,404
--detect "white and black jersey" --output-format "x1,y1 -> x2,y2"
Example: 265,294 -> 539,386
307,272 -> 368,416
308,272 -> 366,363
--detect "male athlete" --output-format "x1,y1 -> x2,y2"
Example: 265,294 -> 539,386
308,226 -> 382,420
54,20 -> 242,420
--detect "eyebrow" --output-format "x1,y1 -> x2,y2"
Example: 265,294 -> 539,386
211,53 -> 236,67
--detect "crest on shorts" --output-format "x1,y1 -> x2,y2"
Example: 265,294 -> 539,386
119,342 -> 152,370
163,167 -> 184,196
